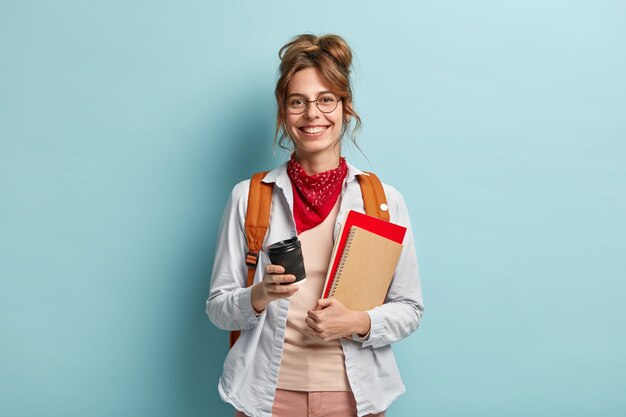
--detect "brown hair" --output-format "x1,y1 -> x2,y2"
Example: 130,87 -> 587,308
274,34 -> 362,151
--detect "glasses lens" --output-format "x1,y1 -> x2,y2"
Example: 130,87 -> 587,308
317,94 -> 338,113
287,97 -> 306,114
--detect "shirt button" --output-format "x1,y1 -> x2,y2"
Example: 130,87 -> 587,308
345,346 -> 351,351
354,380 -> 359,385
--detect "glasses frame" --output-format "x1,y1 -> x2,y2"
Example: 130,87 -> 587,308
286,93 -> 342,115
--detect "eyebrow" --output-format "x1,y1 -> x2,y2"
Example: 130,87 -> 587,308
286,90 -> 332,98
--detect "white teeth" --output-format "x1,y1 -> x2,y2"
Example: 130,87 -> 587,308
302,126 -> 326,134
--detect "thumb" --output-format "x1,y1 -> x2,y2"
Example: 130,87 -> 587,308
314,297 -> 333,310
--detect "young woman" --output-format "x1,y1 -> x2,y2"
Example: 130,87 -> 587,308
206,34 -> 424,417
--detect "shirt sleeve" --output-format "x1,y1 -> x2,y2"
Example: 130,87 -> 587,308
355,185 -> 424,349
205,181 -> 264,331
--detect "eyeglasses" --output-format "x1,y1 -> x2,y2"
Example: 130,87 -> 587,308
286,93 -> 341,115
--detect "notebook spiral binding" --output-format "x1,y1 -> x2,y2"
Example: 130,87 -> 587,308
329,226 -> 357,297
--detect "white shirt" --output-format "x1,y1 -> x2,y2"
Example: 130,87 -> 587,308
206,161 -> 424,417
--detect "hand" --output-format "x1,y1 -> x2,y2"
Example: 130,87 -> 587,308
251,264 -> 299,314
305,298 -> 371,341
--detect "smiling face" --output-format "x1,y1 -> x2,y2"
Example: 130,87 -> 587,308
284,67 -> 344,161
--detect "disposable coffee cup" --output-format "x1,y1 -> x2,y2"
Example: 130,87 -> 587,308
267,236 -> 306,284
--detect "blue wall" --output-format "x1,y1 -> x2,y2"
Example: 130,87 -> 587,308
1,1 -> 625,416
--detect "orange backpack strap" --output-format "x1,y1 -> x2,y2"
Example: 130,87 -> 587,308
357,172 -> 390,221
230,171 -> 272,348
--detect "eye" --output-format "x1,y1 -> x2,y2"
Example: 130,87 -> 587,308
319,95 -> 337,103
289,98 -> 305,106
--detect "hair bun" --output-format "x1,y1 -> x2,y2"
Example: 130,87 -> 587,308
279,34 -> 352,74
317,35 -> 352,72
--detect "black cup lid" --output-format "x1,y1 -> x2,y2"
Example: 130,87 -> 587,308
267,236 -> 301,253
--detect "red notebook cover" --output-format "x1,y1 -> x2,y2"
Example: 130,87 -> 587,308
323,210 -> 407,298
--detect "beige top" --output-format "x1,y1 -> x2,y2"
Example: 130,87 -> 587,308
276,200 -> 351,391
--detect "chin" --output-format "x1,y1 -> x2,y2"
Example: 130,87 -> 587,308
291,133 -> 340,153
294,139 -> 340,155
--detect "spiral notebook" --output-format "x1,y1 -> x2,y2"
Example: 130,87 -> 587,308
326,226 -> 403,311
323,210 -> 406,300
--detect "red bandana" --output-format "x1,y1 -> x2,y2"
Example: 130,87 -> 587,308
287,155 -> 348,234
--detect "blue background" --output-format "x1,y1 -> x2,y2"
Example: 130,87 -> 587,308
1,1 -> 625,416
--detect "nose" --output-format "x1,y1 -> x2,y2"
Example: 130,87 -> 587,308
303,100 -> 320,119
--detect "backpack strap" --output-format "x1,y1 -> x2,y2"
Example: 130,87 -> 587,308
357,172 -> 390,221
230,171 -> 272,348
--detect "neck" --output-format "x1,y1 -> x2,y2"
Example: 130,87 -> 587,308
294,149 -> 342,175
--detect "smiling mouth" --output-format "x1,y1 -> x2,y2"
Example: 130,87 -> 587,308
299,126 -> 329,134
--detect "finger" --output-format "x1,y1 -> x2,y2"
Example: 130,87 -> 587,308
305,322 -> 321,335
304,326 -> 318,337
308,327 -> 327,340
265,264 -> 285,274
307,310 -> 321,321
304,317 -> 321,331
314,298 -> 333,310
269,284 -> 299,295
262,274 -> 290,285
270,274 -> 296,285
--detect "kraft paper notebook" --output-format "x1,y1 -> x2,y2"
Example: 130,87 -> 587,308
325,226 -> 403,311
323,210 -> 407,300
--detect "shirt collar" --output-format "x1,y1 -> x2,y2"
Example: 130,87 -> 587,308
261,159 -> 368,187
